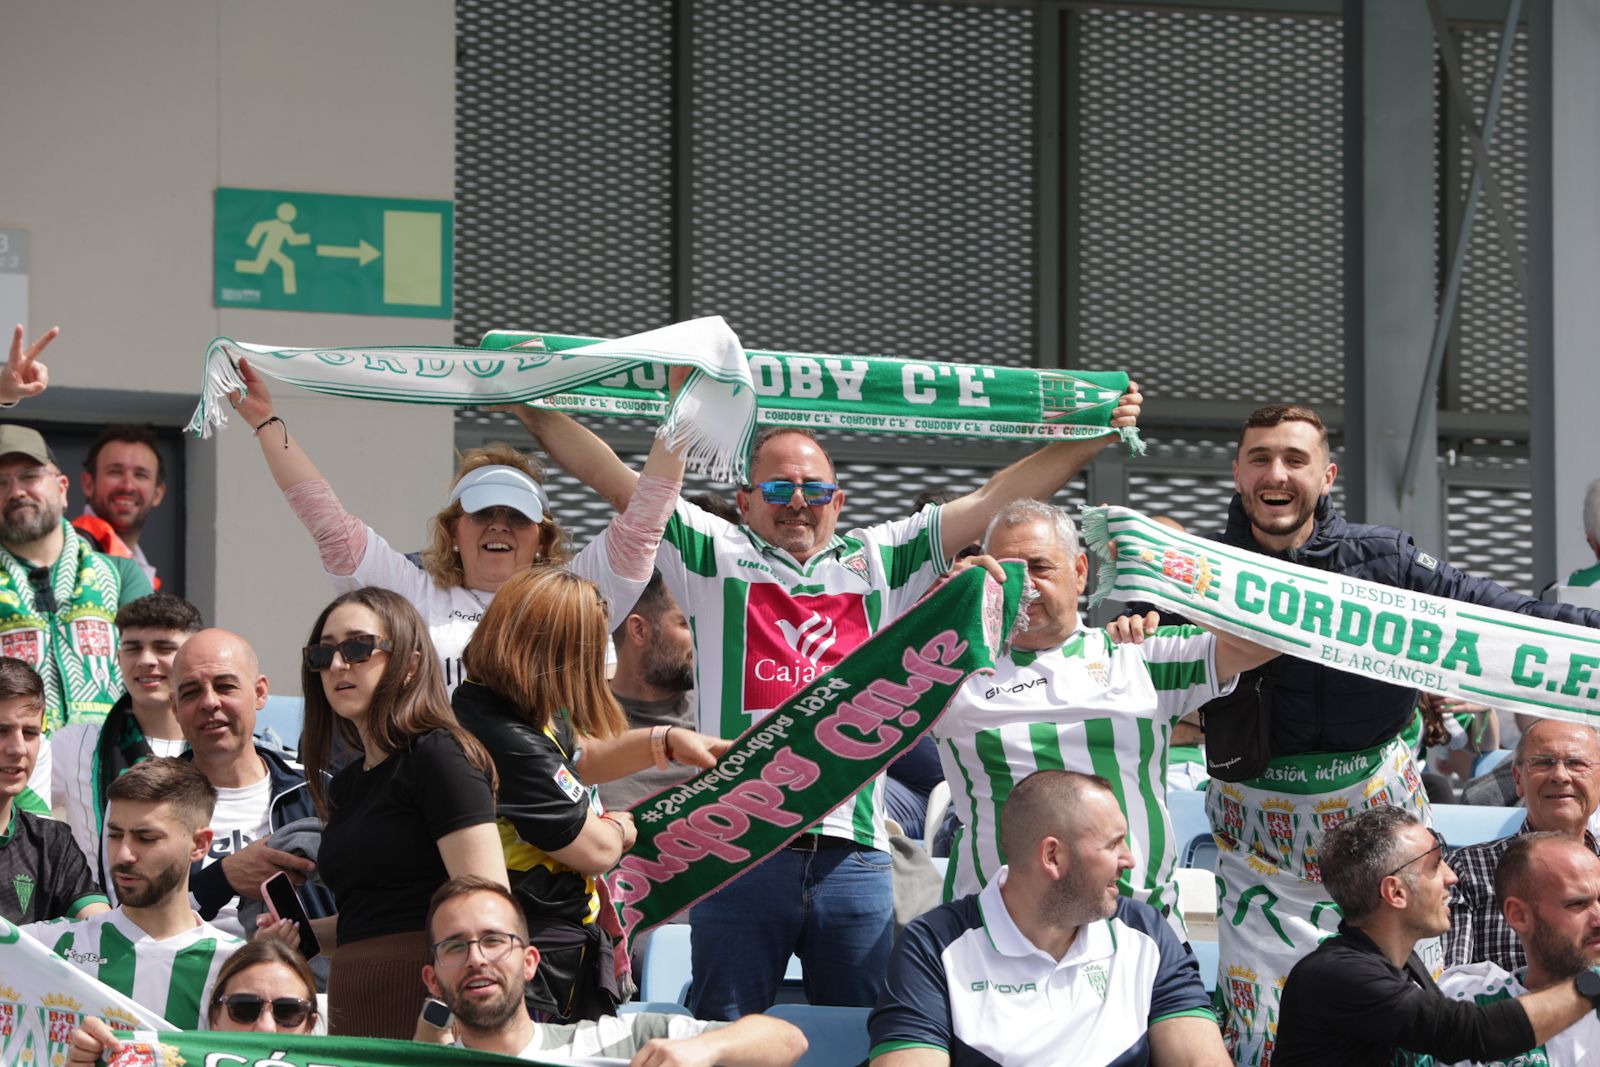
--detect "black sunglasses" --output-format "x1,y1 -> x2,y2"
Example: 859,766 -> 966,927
302,634 -> 394,671
1386,828 -> 1447,878
214,993 -> 313,1028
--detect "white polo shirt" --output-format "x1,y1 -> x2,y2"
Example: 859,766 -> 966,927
869,867 -> 1215,1066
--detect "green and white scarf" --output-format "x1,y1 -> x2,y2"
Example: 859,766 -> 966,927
0,520 -> 124,732
608,561 -> 1025,943
187,317 -> 1139,482
1083,505 -> 1600,726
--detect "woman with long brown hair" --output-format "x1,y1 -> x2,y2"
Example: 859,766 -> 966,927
299,585 -> 508,1039
454,566 -> 727,1021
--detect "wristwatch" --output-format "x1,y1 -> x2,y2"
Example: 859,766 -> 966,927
421,997 -> 454,1029
1574,966 -> 1600,1005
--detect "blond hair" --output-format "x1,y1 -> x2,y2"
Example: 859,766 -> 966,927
420,443 -> 568,588
461,567 -> 628,740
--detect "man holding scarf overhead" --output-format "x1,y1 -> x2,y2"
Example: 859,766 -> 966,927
0,424 -> 151,818
515,384 -> 1141,1021
1205,404 -> 1600,1066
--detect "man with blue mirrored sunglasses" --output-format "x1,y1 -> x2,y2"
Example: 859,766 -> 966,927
507,382 -> 1143,1021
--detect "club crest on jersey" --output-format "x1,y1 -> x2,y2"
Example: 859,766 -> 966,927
743,585 -> 870,713
839,548 -> 871,583
1085,660 -> 1110,687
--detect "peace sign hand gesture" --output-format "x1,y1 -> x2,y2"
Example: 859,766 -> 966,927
2,324 -> 58,406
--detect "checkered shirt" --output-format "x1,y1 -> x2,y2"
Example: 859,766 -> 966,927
1442,821 -> 1600,971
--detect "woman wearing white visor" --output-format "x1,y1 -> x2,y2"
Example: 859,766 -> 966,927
230,358 -> 686,691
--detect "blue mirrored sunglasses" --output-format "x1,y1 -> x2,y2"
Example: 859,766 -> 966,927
753,480 -> 838,505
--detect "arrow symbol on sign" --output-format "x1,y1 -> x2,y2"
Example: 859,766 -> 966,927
315,240 -> 381,266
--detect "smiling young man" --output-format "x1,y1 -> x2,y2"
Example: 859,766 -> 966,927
516,389 -> 1141,1020
1204,405 -> 1600,1063
1443,721 -> 1600,974
419,875 -> 807,1065
870,770 -> 1227,1067
162,629 -> 325,938
1438,833 -> 1600,1066
0,657 -> 106,924
51,593 -> 200,878
21,758 -> 242,1029
73,425 -> 168,589
1275,808 -> 1600,1067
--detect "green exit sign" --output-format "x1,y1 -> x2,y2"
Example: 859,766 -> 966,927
214,187 -> 453,318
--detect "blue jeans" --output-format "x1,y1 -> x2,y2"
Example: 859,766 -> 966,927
686,843 -> 893,1020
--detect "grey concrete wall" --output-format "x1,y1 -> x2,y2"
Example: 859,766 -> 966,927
0,0 -> 458,691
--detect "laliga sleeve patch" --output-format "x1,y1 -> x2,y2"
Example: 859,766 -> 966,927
553,765 -> 586,803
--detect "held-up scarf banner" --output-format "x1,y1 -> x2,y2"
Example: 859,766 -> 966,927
0,918 -> 568,1067
606,562 -> 1025,943
1082,506 -> 1600,726
186,317 -> 1139,483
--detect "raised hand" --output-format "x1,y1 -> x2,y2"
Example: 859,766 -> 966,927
2,324 -> 58,405
228,356 -> 277,428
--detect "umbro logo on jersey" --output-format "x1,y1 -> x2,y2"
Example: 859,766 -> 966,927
777,613 -> 837,664
970,980 -> 1038,995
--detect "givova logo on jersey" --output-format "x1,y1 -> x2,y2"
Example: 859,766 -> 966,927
743,585 -> 870,713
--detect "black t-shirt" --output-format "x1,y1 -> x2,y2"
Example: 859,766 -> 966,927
1274,922 -> 1536,1066
452,681 -> 596,926
318,729 -> 496,945
0,807 -> 106,924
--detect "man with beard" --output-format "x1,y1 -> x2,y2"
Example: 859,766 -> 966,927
20,758 -> 243,1029
869,770 -> 1227,1066
598,570 -> 697,812
1438,833 -> 1600,1065
73,425 -> 168,589
419,875 -> 807,1064
0,424 -> 152,815
1204,405 -> 1600,1064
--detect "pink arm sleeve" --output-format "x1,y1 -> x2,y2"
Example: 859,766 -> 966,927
602,473 -> 680,582
283,479 -> 369,577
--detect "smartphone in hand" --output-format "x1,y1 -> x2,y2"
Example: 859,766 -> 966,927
261,871 -> 321,960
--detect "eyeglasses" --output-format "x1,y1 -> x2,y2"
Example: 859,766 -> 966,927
214,994 -> 313,1029
1521,756 -> 1597,778
430,931 -> 524,968
1386,828 -> 1446,878
0,468 -> 51,493
751,480 -> 839,506
302,634 -> 394,671
464,506 -> 535,529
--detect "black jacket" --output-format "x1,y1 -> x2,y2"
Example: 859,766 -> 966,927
185,745 -> 337,921
1215,495 -> 1600,755
1275,922 -> 1536,1066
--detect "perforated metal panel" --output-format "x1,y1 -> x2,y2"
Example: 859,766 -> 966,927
688,0 -> 1038,364
1448,25 -> 1531,416
454,0 -> 673,345
1445,479 -> 1535,596
1073,7 -> 1345,405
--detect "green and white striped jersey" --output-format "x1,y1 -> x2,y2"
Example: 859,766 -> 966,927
934,625 -> 1233,918
21,907 -> 242,1029
656,500 -> 948,849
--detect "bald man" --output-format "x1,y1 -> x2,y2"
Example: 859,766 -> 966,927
1438,833 -> 1600,1065
869,770 -> 1229,1066
162,629 -> 323,937
1444,720 -> 1600,973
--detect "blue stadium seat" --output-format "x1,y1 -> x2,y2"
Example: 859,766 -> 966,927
1431,804 -> 1523,848
255,694 -> 304,751
1169,789 -> 1211,857
637,923 -> 694,1005
1472,748 -> 1513,777
766,1004 -> 871,1067
1191,939 -> 1219,994
1182,833 -> 1219,872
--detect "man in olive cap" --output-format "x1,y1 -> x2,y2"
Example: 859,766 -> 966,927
0,423 -> 151,814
